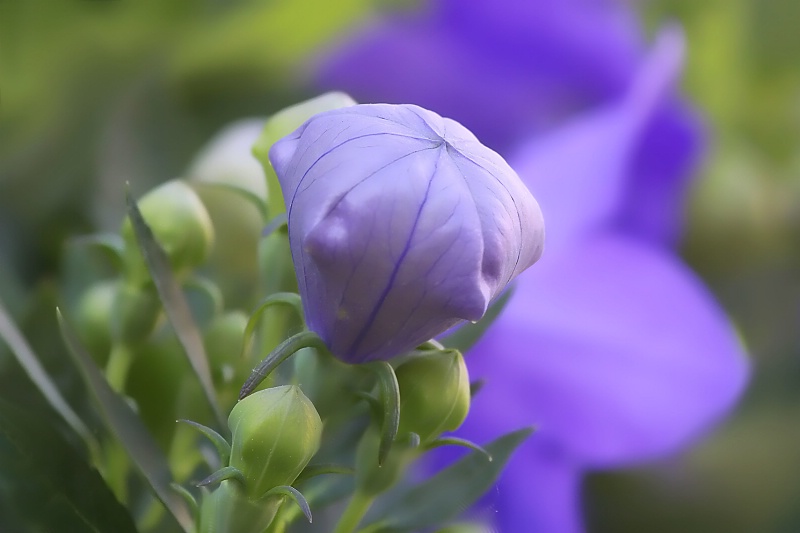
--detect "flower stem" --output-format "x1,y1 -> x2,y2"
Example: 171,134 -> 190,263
333,491 -> 374,533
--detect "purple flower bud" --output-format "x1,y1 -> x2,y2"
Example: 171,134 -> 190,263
269,104 -> 544,363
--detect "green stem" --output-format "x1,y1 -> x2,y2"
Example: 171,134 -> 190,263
333,491 -> 375,533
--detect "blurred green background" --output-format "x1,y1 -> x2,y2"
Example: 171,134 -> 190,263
1,0 -> 799,531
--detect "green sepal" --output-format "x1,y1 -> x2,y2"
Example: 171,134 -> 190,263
171,483 -> 199,517
177,419 -> 231,466
366,361 -> 401,466
424,437 -> 492,461
241,292 -> 304,359
293,464 -> 355,485
197,466 -> 246,489
239,331 -> 327,399
262,485 -> 312,523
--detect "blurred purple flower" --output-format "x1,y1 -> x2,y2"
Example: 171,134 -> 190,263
269,104 -> 544,363
316,1 -> 749,531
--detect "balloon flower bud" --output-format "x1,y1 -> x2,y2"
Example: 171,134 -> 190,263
121,180 -> 215,285
74,280 -> 118,360
228,386 -> 322,498
395,350 -> 470,443
270,104 -> 545,363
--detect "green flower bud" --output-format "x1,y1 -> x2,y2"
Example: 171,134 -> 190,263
395,350 -> 471,443
110,283 -> 163,344
205,310 -> 248,375
73,279 -> 118,361
228,386 -> 322,498
121,180 -> 214,285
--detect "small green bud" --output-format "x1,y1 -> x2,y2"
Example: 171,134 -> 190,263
395,350 -> 471,443
110,283 -> 163,344
121,180 -> 214,285
74,280 -> 118,360
228,386 -> 322,498
205,311 -> 247,366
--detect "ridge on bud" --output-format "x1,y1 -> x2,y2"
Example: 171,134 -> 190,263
227,385 -> 322,498
269,103 -> 545,363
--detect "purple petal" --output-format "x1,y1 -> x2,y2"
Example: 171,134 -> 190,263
462,233 -> 749,466
490,443 -> 585,533
612,100 -> 704,245
270,104 -> 544,362
315,0 -> 641,151
508,28 -> 689,251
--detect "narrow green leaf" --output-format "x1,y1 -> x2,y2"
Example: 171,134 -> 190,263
197,466 -> 246,489
170,483 -> 199,514
263,485 -> 312,523
294,464 -> 355,485
439,287 -> 515,353
177,419 -> 231,465
424,437 -> 492,461
0,398 -> 138,533
239,331 -> 327,399
56,309 -> 194,533
125,189 -> 226,430
367,428 -> 533,532
0,299 -> 97,453
367,362 -> 400,466
241,292 -> 304,359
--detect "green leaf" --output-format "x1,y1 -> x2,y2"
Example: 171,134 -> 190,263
0,298 -> 98,454
57,309 -> 194,533
0,398 -> 138,533
125,188 -> 226,430
439,286 -> 515,354
366,428 -> 533,532
424,437 -> 492,461
294,463 -> 355,485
